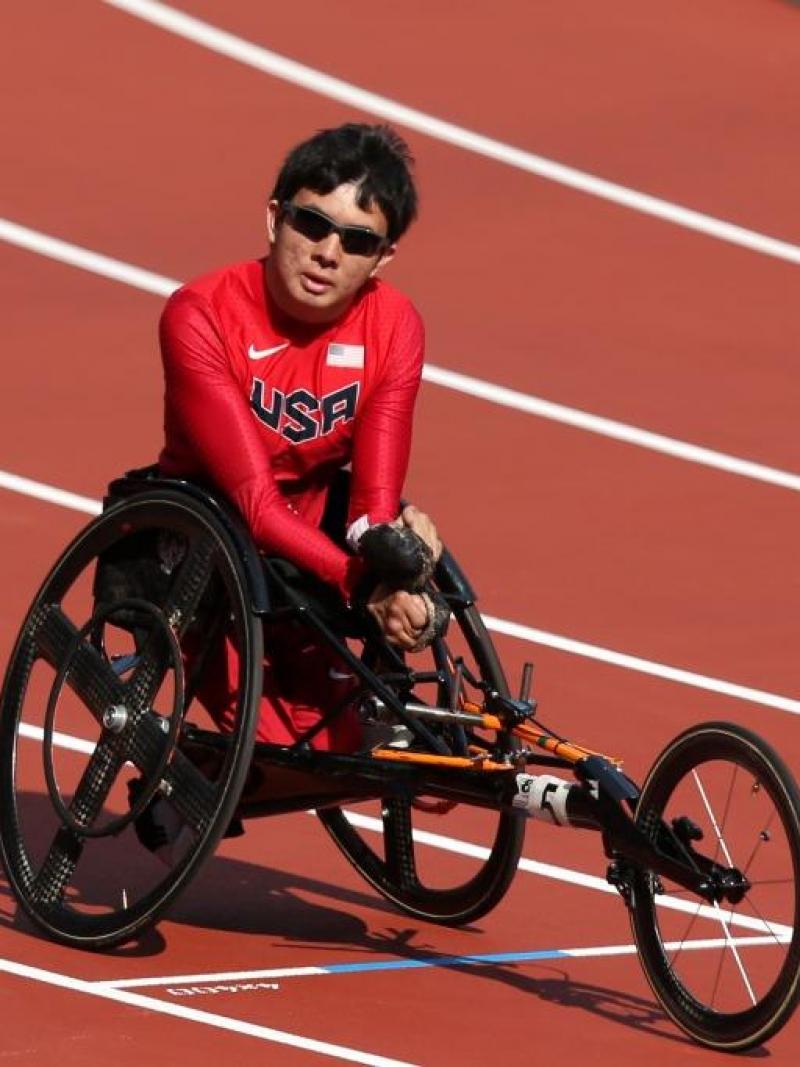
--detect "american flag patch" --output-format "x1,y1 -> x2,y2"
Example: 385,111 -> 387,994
326,343 -> 364,368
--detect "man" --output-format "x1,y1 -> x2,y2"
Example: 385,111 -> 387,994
158,123 -> 439,750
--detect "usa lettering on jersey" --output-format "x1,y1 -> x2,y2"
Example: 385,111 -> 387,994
249,380 -> 359,444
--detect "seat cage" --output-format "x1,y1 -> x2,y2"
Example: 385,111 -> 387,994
107,465 -> 478,616
106,465 -> 271,614
105,464 -> 484,756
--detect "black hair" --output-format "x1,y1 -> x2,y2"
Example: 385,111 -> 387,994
270,123 -> 418,242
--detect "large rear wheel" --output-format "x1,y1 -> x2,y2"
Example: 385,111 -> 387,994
318,598 -> 525,925
0,490 -> 262,947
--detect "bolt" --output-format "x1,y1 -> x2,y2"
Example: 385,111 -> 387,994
102,705 -> 128,733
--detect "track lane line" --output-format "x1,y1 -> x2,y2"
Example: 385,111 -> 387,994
0,218 -> 176,297
4,473 -> 800,715
481,615 -> 800,716
98,0 -> 800,266
2,219 -> 799,493
339,811 -> 792,938
0,468 -> 102,516
94,934 -> 793,991
0,956 -> 417,1066
422,366 -> 800,493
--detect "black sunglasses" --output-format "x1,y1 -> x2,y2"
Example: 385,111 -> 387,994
280,202 -> 387,257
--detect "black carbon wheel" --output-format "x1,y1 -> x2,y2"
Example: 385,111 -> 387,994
630,722 -> 800,1050
318,598 -> 526,925
0,490 -> 262,947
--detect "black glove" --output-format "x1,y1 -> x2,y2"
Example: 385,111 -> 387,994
358,523 -> 435,591
357,523 -> 448,650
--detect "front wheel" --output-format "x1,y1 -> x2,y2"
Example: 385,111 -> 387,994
630,721 -> 800,1050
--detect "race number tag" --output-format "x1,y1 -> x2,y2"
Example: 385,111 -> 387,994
512,773 -> 572,826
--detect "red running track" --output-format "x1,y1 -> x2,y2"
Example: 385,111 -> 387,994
1,1 -> 799,1063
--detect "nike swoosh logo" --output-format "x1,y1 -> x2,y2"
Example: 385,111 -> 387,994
328,668 -> 355,682
248,342 -> 289,360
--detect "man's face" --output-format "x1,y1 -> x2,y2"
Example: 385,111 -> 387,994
265,182 -> 395,325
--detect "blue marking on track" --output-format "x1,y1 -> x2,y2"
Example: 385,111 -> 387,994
322,948 -> 570,976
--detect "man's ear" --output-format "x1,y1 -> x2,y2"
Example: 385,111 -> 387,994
266,199 -> 280,245
369,242 -> 397,278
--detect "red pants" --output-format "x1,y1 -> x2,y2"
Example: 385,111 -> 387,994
193,622 -> 363,751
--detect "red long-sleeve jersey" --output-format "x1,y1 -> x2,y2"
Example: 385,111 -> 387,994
158,258 -> 424,599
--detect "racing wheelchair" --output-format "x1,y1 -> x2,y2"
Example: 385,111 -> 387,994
1,467 -> 799,1052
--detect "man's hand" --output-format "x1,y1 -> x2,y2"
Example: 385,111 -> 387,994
366,582 -> 429,649
395,505 -> 442,563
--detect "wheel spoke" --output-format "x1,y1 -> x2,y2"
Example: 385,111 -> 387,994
688,765 -> 759,1003
29,826 -> 84,907
120,535 -> 216,711
122,711 -> 219,836
731,883 -> 794,945
382,797 -> 420,890
666,895 -> 704,968
159,748 -> 220,837
122,638 -> 173,714
70,735 -> 126,820
30,604 -> 125,723
715,763 -> 738,861
161,534 -> 217,637
122,706 -> 172,776
709,900 -> 758,1007
691,767 -> 736,868
32,736 -> 125,904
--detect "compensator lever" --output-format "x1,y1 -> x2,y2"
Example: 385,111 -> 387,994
519,661 -> 534,702
486,661 -> 538,724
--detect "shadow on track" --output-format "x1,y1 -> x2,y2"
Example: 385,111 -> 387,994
0,794 -> 772,1053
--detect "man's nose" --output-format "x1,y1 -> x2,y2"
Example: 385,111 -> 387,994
312,232 -> 341,266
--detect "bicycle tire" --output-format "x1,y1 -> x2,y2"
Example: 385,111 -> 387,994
630,721 -> 800,1050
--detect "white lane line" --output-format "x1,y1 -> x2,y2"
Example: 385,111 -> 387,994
0,468 -> 102,516
3,470 -> 799,715
95,934 -> 792,991
0,956 -> 417,1067
422,365 -> 800,494
3,220 -> 799,494
19,722 -> 96,756
340,812 -> 792,938
0,218 -> 176,297
99,0 -> 800,267
482,615 -> 800,717
101,968 -> 326,989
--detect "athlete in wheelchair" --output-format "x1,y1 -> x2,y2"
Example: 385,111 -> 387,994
2,124 -> 800,1051
4,121 -> 520,938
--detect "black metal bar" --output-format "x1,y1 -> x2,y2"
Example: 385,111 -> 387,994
181,726 -> 740,902
519,662 -> 533,702
269,600 -> 451,756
